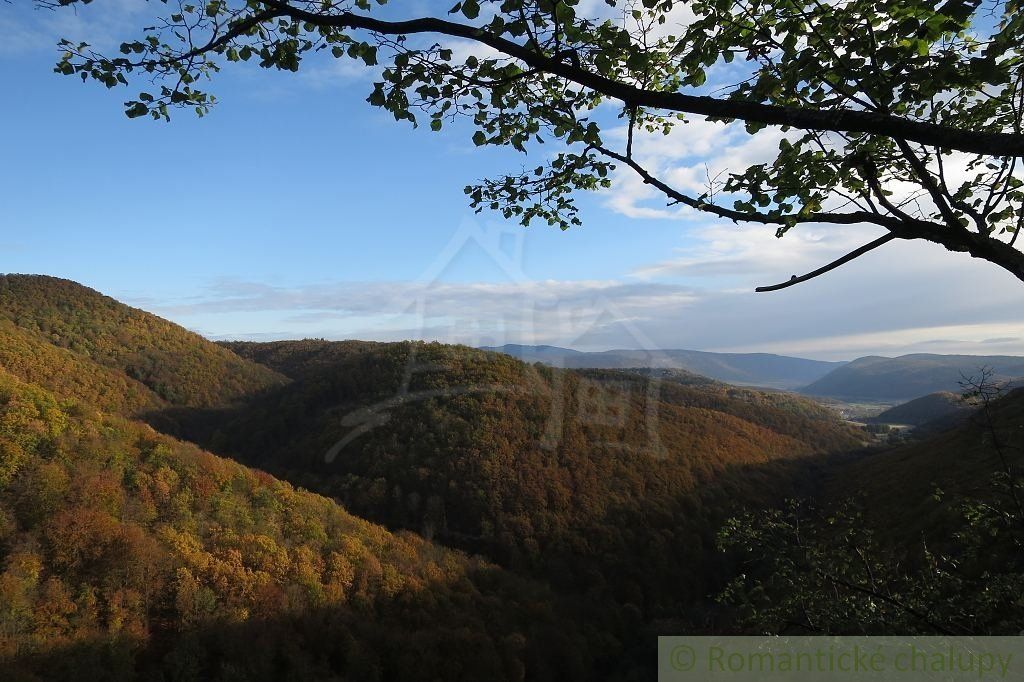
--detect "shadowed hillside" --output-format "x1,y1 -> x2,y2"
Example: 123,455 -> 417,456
220,338 -> 383,380
868,391 -> 973,428
716,388 -> 1024,636
198,340 -> 865,619
825,388 -> 1024,540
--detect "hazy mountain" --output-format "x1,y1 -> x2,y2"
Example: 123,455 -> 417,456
802,353 -> 1024,401
868,391 -> 974,427
481,344 -> 845,389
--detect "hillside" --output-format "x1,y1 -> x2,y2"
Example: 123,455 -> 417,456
710,388 -> 1024,637
0,366 -> 610,681
0,275 -> 285,409
220,338 -> 383,380
824,388 -> 1024,539
868,391 -> 973,427
577,367 -> 865,453
5,277 -> 1022,659
802,353 -> 1024,401
482,344 -> 844,389
0,318 -> 166,415
199,341 -> 865,618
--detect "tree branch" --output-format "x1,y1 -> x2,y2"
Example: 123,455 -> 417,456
754,234 -> 897,291
235,2 -> 1024,157
594,144 -> 927,231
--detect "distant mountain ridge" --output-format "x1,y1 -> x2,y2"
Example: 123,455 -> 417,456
802,353 -> 1024,401
481,344 -> 845,389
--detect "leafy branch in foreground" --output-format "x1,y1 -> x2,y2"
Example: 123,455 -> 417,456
38,0 -> 1024,288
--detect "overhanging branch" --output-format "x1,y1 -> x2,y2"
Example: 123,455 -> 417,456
250,2 -> 1024,157
593,144 -> 920,231
754,233 -> 897,292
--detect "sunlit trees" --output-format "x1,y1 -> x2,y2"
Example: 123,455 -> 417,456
0,369 -> 602,679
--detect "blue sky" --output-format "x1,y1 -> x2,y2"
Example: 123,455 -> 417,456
2,1 -> 1023,360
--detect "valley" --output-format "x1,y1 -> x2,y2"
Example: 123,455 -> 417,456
0,276 -> 1020,679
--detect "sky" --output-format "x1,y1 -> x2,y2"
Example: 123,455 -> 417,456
2,1 -> 1023,361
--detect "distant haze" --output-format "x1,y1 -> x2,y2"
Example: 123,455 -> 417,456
483,345 -> 1024,401
482,345 -> 844,390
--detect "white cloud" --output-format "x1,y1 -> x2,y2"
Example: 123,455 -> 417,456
143,228 -> 1024,362
2,0 -> 150,55
600,120 -> 786,219
152,277 -> 699,351
631,219 -> 880,284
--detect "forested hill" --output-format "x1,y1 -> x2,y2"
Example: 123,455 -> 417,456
201,340 -> 865,618
0,367 -> 607,681
826,388 -> 1024,539
0,275 -> 285,409
220,338 -> 384,380
802,353 -> 1024,401
0,278 -> 905,679
709,388 -> 1024,637
868,391 -> 973,427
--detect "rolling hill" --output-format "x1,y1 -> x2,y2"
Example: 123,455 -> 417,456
801,353 -> 1024,401
12,275 -> 1023,670
0,279 -> 639,680
868,391 -> 973,427
482,344 -> 845,389
0,367 -> 607,681
0,275 -> 285,409
201,340 -> 865,619
0,276 -> 865,678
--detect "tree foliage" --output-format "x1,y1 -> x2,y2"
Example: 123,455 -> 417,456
210,340 -> 864,620
719,385 -> 1024,635
0,276 -> 285,409
0,368 -> 604,680
39,0 -> 1024,286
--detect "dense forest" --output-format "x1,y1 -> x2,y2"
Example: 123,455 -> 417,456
0,276 -> 285,409
0,367 -> 619,681
201,341 -> 865,621
0,276 -> 1021,679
